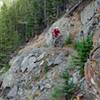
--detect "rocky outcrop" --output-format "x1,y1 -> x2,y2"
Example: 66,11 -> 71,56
84,1 -> 100,97
0,0 -> 100,100
76,0 -> 100,41
0,47 -> 73,100
83,1 -> 100,99
84,47 -> 100,100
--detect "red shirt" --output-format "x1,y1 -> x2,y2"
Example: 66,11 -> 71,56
52,28 -> 60,38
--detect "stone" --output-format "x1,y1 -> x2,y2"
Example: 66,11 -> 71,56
28,57 -> 37,72
0,97 -> 4,100
46,58 -> 54,67
2,71 -> 14,88
2,87 -> 11,98
6,86 -> 18,99
18,88 -> 24,96
29,56 -> 37,63
72,71 -> 80,84
0,76 -> 3,88
10,56 -> 24,73
32,84 -> 38,95
54,52 -> 65,65
21,55 -> 37,73
85,47 -> 100,99
93,30 -> 100,48
37,52 -> 46,61
40,60 -> 45,66
81,1 -> 96,25
28,63 -> 37,73
45,83 -> 52,89
39,80 -> 46,91
21,56 -> 29,72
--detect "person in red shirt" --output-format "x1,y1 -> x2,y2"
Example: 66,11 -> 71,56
52,27 -> 64,47
52,27 -> 61,39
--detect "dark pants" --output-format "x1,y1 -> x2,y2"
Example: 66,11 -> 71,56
53,35 -> 64,47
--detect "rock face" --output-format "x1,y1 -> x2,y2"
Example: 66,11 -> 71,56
1,0 -> 100,100
76,0 -> 100,42
0,47 -> 73,100
83,1 -> 100,99
84,47 -> 100,100
84,5 -> 100,98
81,1 -> 96,25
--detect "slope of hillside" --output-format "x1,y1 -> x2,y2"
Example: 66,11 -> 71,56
0,0 -> 100,100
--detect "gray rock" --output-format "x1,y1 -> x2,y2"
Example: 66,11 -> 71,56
95,0 -> 100,9
81,1 -> 96,25
29,56 -> 37,63
32,84 -> 38,95
45,83 -> 52,89
18,88 -> 24,96
54,52 -> 65,65
28,63 -> 37,73
6,86 -> 18,99
40,60 -> 45,66
10,56 -> 24,73
2,71 -> 14,88
1,87 -> 11,98
0,76 -> 3,88
72,71 -> 81,84
0,97 -> 4,100
21,56 -> 29,72
28,57 -> 37,71
39,80 -> 45,91
37,52 -> 46,61
46,58 -> 54,67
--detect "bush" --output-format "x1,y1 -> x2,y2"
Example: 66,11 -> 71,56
75,35 -> 93,76
50,70 -> 78,100
62,70 -> 78,100
44,62 -> 49,73
50,85 -> 64,100
68,35 -> 93,76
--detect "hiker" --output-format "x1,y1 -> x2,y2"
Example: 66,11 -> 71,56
52,27 -> 64,47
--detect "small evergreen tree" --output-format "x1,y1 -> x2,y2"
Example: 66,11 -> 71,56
69,35 -> 93,76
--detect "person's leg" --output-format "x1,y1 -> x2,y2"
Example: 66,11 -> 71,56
57,35 -> 64,48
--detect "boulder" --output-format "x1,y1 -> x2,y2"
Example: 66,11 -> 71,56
81,1 -> 96,25
6,86 -> 18,100
21,56 -> 30,72
54,52 -> 65,65
37,52 -> 46,61
93,29 -> 100,48
21,56 -> 37,73
2,70 -> 15,88
10,56 -> 24,73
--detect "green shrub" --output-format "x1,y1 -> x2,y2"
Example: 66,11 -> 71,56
68,35 -> 93,76
75,35 -> 93,76
62,70 -> 78,100
50,85 -> 63,100
44,62 -> 49,73
50,70 -> 78,100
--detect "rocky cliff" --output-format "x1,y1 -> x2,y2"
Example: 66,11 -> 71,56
0,0 -> 100,100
